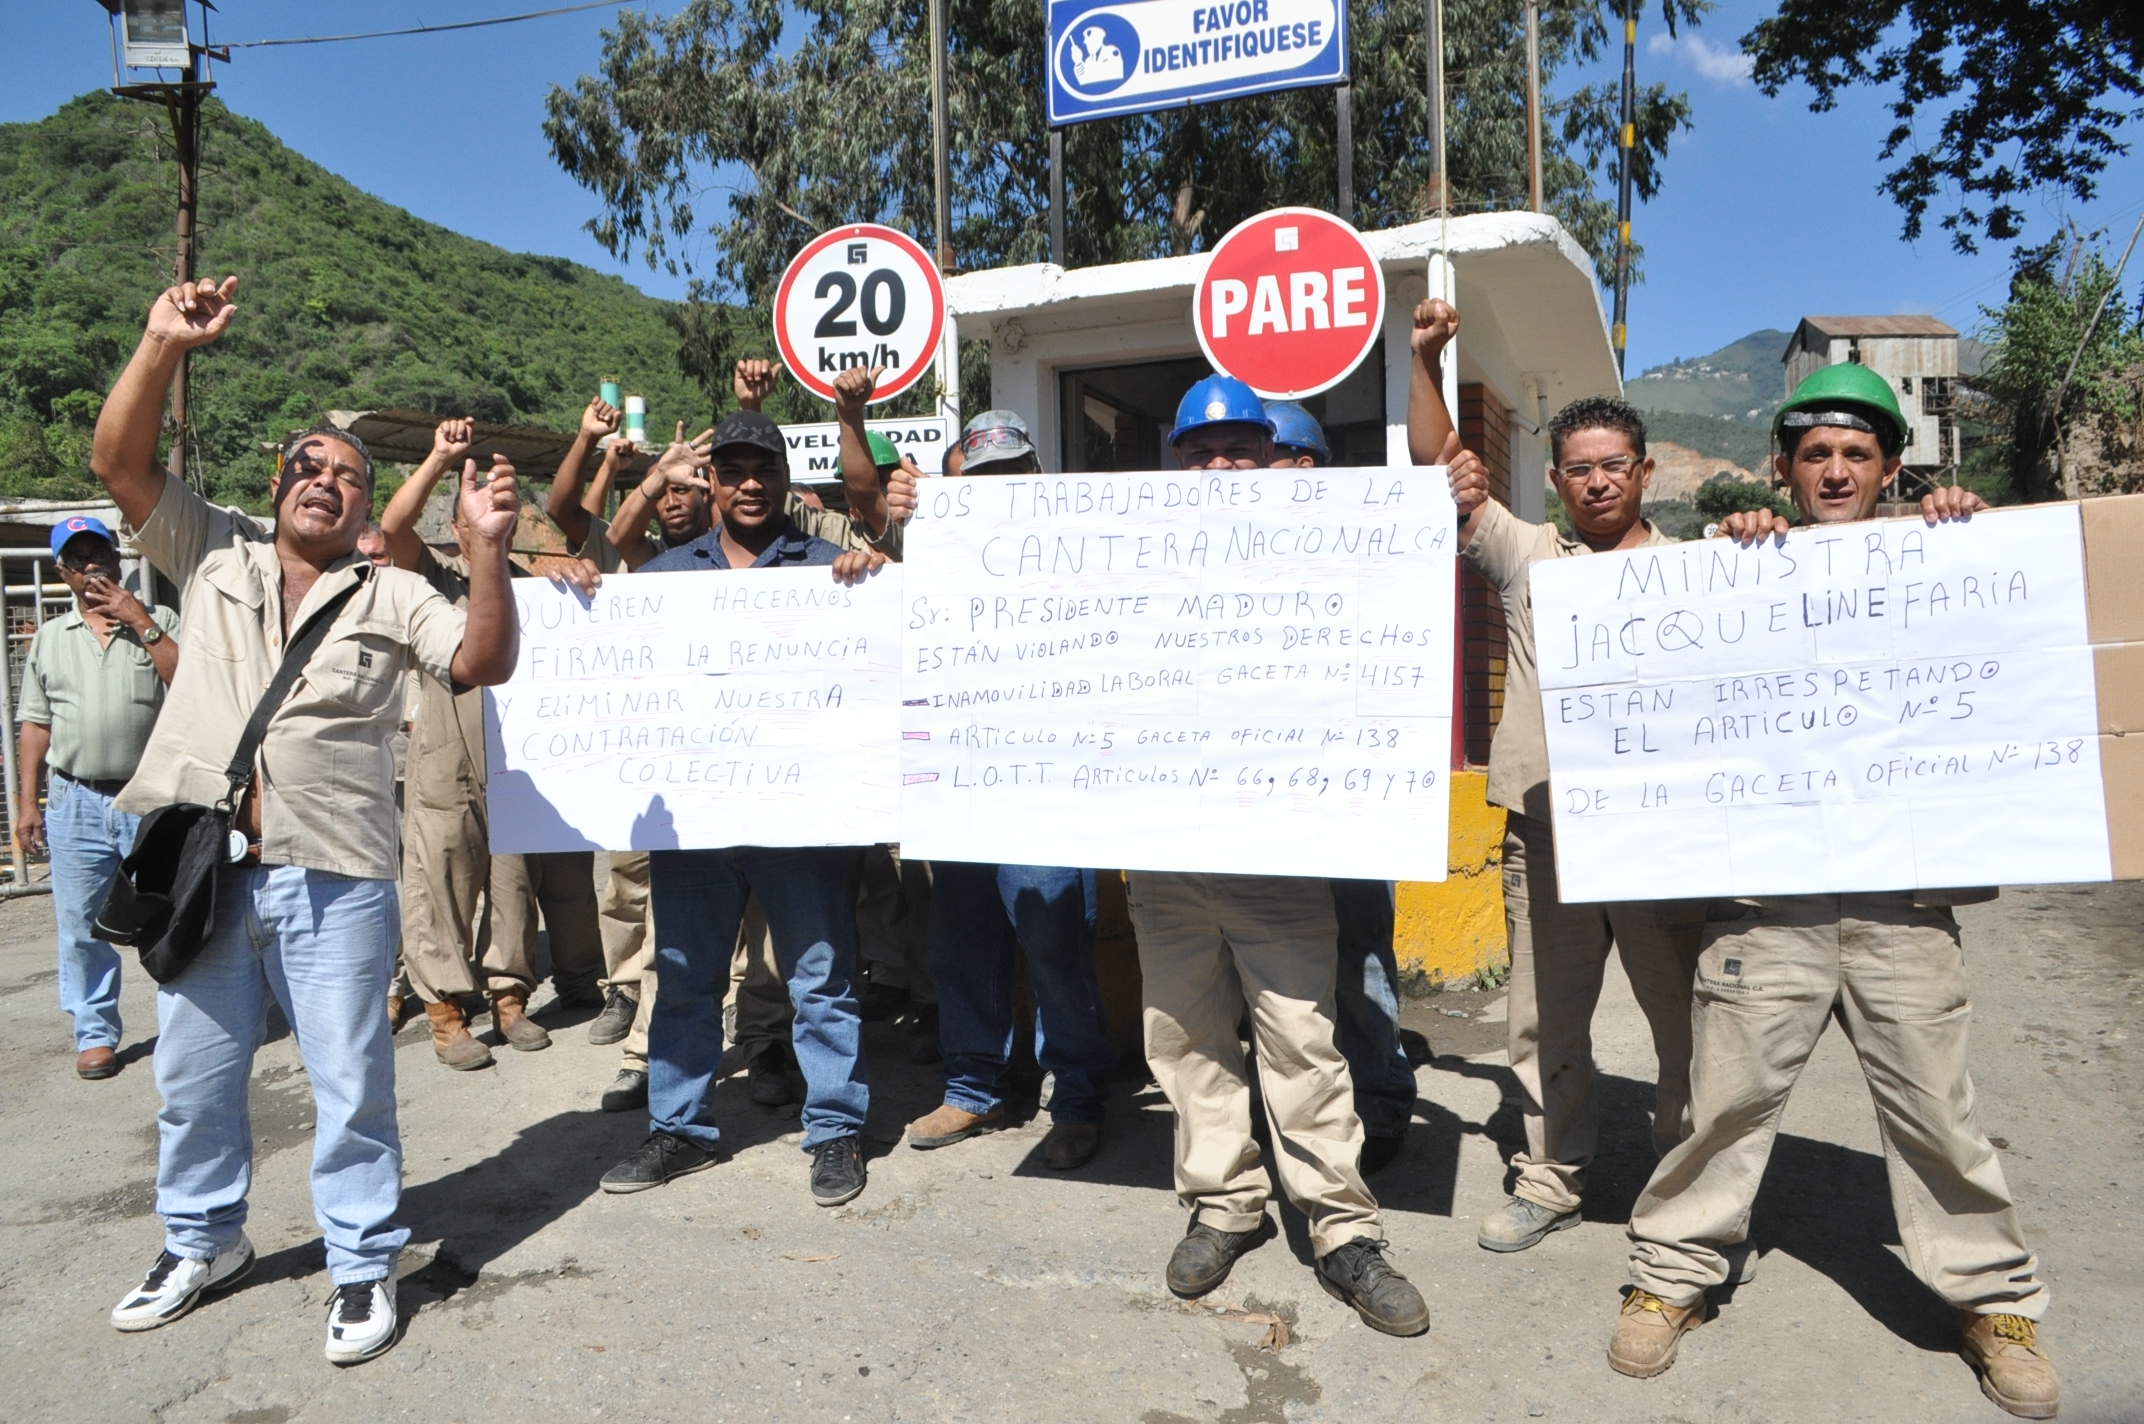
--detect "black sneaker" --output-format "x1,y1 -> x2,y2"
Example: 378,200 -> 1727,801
809,1134 -> 867,1206
1315,1237 -> 1430,1337
587,988 -> 639,1047
600,1132 -> 719,1194
600,1068 -> 648,1113
747,1043 -> 798,1107
855,980 -> 909,1023
1166,1220 -> 1268,1298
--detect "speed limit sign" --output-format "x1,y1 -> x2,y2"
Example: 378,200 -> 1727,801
773,224 -> 947,405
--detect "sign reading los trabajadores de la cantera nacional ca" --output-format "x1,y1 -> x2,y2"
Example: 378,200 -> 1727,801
1046,0 -> 1349,126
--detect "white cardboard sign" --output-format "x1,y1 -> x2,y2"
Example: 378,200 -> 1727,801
1531,504 -> 2111,900
897,469 -> 1458,879
484,568 -> 903,852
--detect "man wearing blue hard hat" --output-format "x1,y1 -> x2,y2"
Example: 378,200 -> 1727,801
1256,401 -> 1420,1177
1123,372 -> 1430,1338
16,516 -> 179,1081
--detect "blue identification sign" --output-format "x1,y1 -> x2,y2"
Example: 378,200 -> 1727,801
1045,0 -> 1349,126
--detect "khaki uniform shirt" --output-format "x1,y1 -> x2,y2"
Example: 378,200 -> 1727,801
116,477 -> 467,880
402,545 -> 498,810
18,603 -> 179,783
1465,499 -> 1676,821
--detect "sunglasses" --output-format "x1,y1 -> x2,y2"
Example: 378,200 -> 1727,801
960,426 -> 1031,459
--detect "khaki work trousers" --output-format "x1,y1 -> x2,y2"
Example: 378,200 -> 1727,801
1502,813 -> 1707,1213
1627,893 -> 2048,1319
399,800 -> 604,1004
1127,871 -> 1380,1257
728,896 -> 791,1057
598,851 -> 657,1070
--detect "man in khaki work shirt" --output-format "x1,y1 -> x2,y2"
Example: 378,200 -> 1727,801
88,275 -> 523,1368
15,514 -> 178,1080
1406,299 -> 1706,1256
1610,363 -> 2057,1422
377,416 -> 606,1070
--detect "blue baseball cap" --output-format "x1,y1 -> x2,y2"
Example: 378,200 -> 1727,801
50,515 -> 116,559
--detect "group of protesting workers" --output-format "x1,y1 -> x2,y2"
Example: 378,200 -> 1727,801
19,271 -> 2057,1419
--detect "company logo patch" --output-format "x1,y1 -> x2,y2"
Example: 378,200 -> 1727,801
1722,957 -> 1743,977
356,649 -> 374,670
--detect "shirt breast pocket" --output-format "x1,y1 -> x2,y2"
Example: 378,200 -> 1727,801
315,620 -> 404,717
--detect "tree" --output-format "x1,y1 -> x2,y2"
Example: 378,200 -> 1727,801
1974,240 -> 2144,500
544,0 -> 1705,343
1743,2 -> 2142,253
1692,470 -> 1791,522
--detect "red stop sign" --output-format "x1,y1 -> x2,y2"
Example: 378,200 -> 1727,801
1194,207 -> 1386,400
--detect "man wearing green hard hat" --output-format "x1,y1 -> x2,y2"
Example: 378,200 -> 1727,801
1609,364 -> 2057,1422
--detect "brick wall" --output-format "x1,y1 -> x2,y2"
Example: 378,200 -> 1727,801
1458,384 -> 1511,766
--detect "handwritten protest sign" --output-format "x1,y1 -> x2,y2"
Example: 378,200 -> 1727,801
484,567 -> 902,853
898,469 -> 1457,879
1531,503 -> 2112,900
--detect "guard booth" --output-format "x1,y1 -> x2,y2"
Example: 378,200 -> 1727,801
939,211 -> 1623,984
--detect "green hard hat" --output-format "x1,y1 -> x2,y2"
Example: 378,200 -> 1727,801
866,431 -> 900,468
1773,363 -> 1909,454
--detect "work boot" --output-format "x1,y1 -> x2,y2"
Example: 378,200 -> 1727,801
908,1102 -> 1005,1149
385,993 -> 415,1035
491,991 -> 551,1052
1165,1219 -> 1267,1299
1607,1289 -> 1705,1378
587,987 -> 638,1046
600,1068 -> 649,1113
1315,1238 -> 1431,1337
746,1043 -> 798,1107
1360,1128 -> 1407,1176
1959,1311 -> 2060,1420
425,999 -> 493,1071
1041,1120 -> 1102,1170
76,1045 -> 120,1080
1478,1195 -> 1581,1252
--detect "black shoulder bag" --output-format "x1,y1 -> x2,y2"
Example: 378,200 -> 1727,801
93,578 -> 364,983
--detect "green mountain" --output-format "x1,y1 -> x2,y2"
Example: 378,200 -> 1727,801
0,92 -> 708,509
1628,328 -> 1793,422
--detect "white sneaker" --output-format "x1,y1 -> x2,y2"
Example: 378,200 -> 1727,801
323,1279 -> 397,1364
110,1235 -> 256,1332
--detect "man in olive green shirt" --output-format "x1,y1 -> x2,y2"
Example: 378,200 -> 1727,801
15,515 -> 178,1079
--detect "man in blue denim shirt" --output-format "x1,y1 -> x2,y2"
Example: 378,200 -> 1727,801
598,409 -> 887,1208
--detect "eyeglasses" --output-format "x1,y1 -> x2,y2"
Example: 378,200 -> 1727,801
1552,455 -> 1639,481
960,426 -> 1030,459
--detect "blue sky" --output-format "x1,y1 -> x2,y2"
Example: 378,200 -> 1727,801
7,1 -> 2139,375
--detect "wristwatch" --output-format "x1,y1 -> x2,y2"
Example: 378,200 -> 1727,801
136,623 -> 165,646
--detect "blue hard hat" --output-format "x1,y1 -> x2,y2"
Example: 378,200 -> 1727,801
1264,402 -> 1330,463
1169,374 -> 1273,444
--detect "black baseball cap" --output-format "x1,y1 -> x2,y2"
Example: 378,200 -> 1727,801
710,410 -> 788,461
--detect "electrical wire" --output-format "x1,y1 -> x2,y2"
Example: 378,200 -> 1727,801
222,0 -> 636,49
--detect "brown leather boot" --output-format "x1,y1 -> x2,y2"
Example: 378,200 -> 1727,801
1960,1311 -> 2060,1419
491,991 -> 552,1052
1607,1289 -> 1705,1378
426,998 -> 493,1071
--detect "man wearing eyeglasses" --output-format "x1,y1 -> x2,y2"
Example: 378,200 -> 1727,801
15,516 -> 179,1081
1407,299 -> 1706,1257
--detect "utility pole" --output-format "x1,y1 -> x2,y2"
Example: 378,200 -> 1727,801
1611,0 -> 1636,378
1424,0 -> 1447,215
1524,2 -> 1543,212
103,1 -> 222,491
928,0 -> 953,274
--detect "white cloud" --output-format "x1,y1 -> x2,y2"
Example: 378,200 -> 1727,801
1646,32 -> 1754,86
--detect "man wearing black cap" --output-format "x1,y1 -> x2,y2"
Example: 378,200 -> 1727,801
598,409 -> 885,1208
15,515 -> 179,1079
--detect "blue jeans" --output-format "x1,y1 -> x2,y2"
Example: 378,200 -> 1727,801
47,774 -> 140,1050
647,846 -> 869,1151
154,865 -> 406,1284
1331,878 -> 1416,1137
927,862 -> 1114,1124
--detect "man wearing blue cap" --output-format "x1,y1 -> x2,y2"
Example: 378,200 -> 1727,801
15,516 -> 179,1079
1264,401 -> 1420,1176
1124,374 -> 1431,1338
